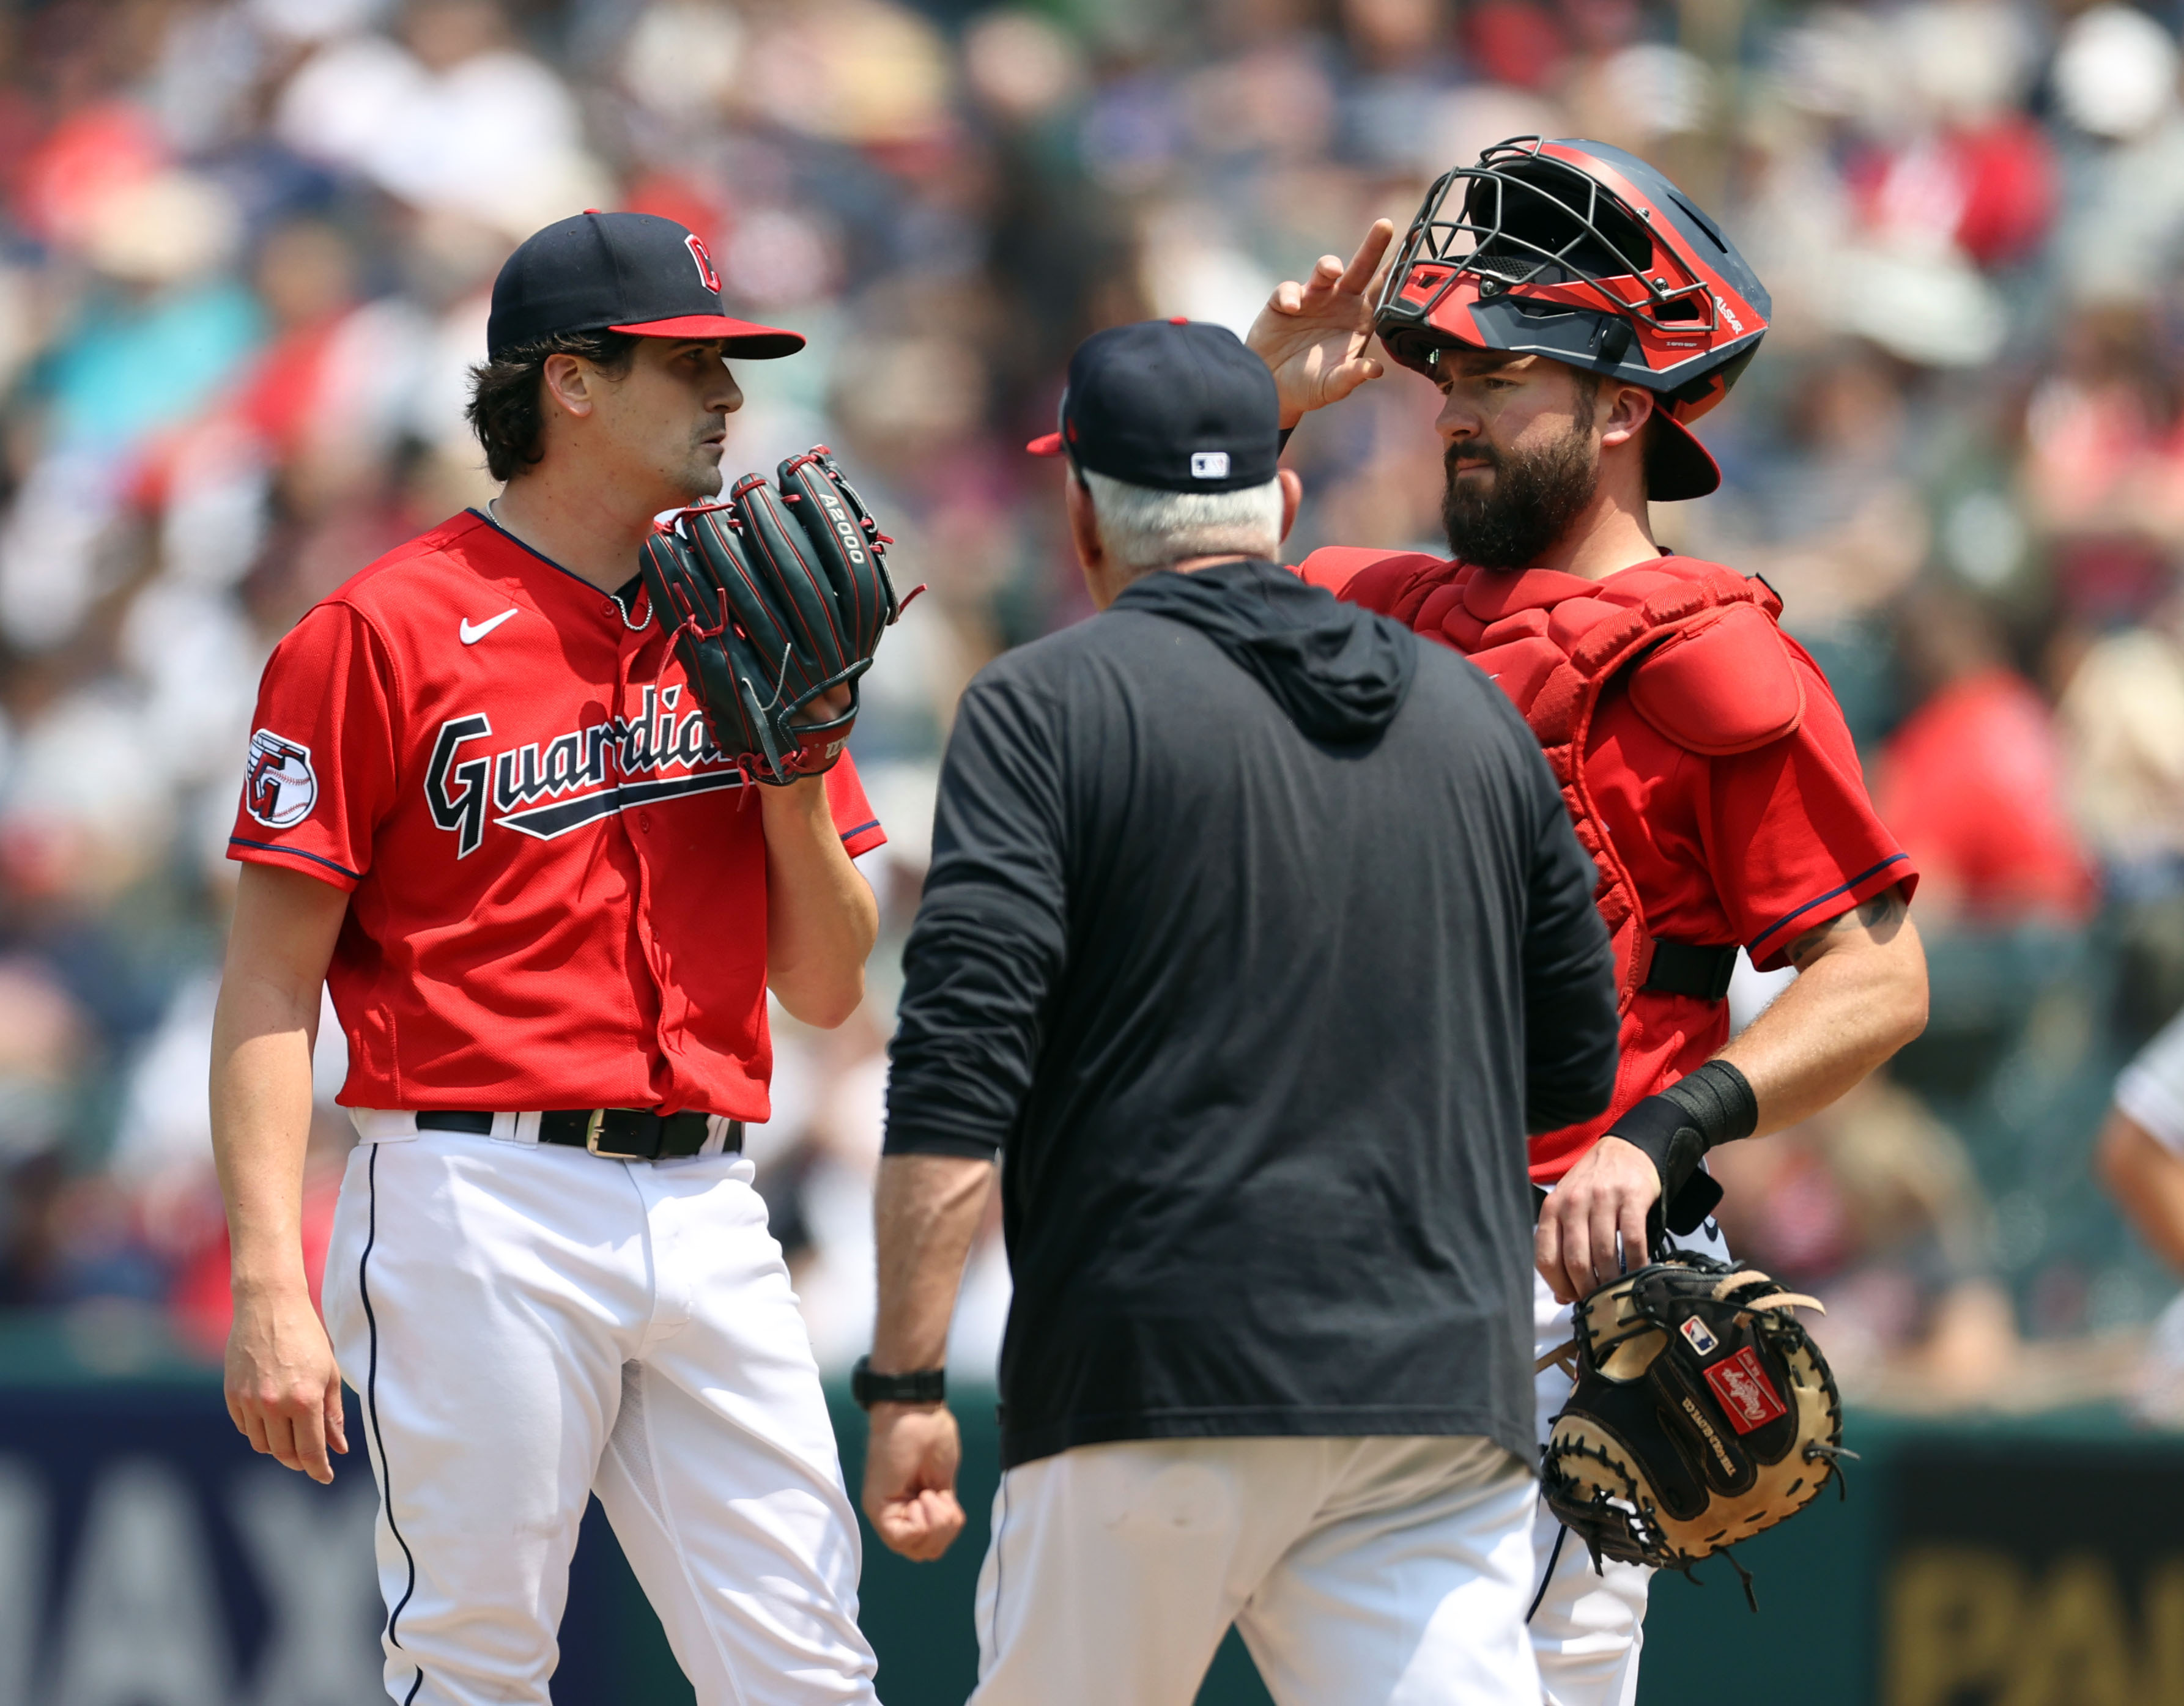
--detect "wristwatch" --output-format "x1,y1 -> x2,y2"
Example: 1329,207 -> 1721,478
851,1356 -> 946,1409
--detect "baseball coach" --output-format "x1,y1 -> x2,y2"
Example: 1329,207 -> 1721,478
856,319 -> 1621,1706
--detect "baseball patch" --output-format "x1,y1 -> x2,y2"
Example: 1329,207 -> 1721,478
1679,1316 -> 1720,1356
245,729 -> 318,829
1702,1346 -> 1788,1433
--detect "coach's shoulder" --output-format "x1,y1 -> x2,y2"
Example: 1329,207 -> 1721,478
964,615 -> 1121,698
1401,633 -> 1551,754
1404,624 -> 1513,706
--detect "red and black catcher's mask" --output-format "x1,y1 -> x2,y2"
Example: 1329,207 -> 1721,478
1374,136 -> 1770,501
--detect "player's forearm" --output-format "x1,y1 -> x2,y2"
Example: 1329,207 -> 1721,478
870,1154 -> 994,1373
210,975 -> 321,1295
761,777 -> 878,1028
1717,914 -> 1927,1136
2098,1111 -> 2184,1274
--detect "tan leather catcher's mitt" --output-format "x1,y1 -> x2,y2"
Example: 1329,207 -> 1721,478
1539,1252 -> 1848,1605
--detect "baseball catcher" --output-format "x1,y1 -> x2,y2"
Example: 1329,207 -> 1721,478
643,446 -> 909,784
1253,137 -> 1929,1704
1540,1254 -> 1844,1609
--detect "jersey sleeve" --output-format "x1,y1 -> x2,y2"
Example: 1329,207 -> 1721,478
824,753 -> 887,857
2117,1006 -> 2184,1157
228,602 -> 401,893
1704,641 -> 1918,971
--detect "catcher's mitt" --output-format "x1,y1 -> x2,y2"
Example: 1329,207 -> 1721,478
642,446 -> 911,785
1539,1252 -> 1847,1606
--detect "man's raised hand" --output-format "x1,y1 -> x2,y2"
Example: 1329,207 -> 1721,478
1246,218 -> 1396,429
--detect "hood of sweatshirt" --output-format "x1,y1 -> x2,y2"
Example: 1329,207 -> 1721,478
1113,556 -> 1418,744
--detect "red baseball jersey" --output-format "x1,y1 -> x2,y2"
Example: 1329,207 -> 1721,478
1543,630 -> 1911,1175
1303,548 -> 1914,1182
229,509 -> 886,1121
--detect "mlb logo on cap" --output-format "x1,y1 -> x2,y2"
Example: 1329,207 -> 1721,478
1190,452 -> 1231,479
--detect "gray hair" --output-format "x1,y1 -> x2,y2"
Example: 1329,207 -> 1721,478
1080,468 -> 1284,574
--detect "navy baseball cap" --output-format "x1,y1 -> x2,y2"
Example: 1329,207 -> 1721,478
486,211 -> 806,361
1027,319 -> 1281,493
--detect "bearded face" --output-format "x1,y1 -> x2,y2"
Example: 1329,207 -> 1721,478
1440,383 -> 1601,570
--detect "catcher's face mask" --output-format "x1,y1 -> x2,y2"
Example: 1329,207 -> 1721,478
1374,136 -> 1771,501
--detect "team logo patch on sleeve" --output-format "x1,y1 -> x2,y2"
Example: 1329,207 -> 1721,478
1701,1346 -> 1789,1434
245,730 -> 318,829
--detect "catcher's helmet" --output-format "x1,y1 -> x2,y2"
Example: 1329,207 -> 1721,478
1374,136 -> 1769,501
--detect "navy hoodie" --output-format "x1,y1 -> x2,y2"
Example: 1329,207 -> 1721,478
886,557 -> 1616,1469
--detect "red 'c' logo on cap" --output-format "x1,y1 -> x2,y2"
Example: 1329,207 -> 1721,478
686,234 -> 722,295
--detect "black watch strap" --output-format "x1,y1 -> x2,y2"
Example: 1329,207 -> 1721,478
851,1355 -> 946,1409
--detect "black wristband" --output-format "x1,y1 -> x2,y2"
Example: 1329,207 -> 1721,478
1659,1058 -> 1760,1148
1607,1060 -> 1757,1238
851,1356 -> 946,1410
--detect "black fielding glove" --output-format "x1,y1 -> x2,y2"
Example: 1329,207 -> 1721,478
642,446 -> 911,785
1606,1058 -> 1758,1243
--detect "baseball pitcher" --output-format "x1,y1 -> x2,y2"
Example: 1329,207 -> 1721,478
211,212 -> 896,1706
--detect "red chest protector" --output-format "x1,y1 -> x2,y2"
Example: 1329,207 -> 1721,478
1302,548 -> 1805,1012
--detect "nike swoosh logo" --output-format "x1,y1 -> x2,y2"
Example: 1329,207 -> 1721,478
460,608 -> 519,644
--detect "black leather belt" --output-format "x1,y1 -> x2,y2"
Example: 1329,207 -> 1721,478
1643,939 -> 1739,1002
414,1109 -> 740,1160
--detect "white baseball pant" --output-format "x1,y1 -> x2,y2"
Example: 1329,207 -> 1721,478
1525,1216 -> 1730,1706
968,1433 -> 1542,1706
319,1123 -> 879,1706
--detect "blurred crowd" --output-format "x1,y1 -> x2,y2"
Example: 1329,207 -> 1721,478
4,0 -> 2184,1411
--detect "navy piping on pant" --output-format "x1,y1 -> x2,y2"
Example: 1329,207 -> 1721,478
1527,1524 -> 1569,1624
991,1471 -> 1011,1660
361,1143 -> 428,1704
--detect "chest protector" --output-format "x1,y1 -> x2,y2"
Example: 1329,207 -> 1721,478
1306,548 -> 1805,1012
